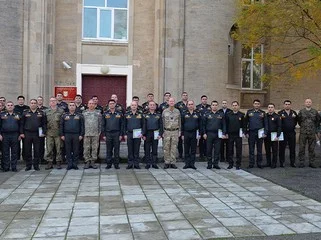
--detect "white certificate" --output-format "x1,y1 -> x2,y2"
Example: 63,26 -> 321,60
258,128 -> 265,138
133,128 -> 142,138
218,129 -> 223,139
239,128 -> 243,138
271,132 -> 284,141
154,130 -> 160,140
38,127 -> 44,137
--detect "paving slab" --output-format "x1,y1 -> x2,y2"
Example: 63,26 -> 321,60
0,162 -> 321,239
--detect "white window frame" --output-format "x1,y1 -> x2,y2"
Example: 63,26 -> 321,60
82,0 -> 129,42
241,44 -> 264,90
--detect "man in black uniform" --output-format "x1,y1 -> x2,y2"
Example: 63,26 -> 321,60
0,101 -> 21,172
278,100 -> 297,167
109,94 -> 125,113
14,95 -> 30,161
196,95 -> 211,159
264,103 -> 282,168
75,94 -> 86,113
219,100 -> 232,162
226,101 -> 244,170
124,101 -> 143,169
0,97 -> 6,108
142,101 -> 163,169
74,94 -> 86,161
102,99 -> 124,169
37,96 -> 48,111
0,100 -> 6,169
181,100 -> 201,169
126,96 -> 144,113
245,99 -> 267,169
14,95 -> 30,115
202,101 -> 226,169
142,93 -> 159,114
175,92 -> 188,159
20,99 -> 47,171
56,92 -> 69,112
158,92 -> 171,114
37,96 -> 48,164
60,102 -> 84,170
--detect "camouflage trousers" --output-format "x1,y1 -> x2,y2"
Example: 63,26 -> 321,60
163,130 -> 179,164
298,133 -> 316,164
84,136 -> 99,162
46,136 -> 62,162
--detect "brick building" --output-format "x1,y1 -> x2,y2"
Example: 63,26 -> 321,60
0,0 -> 320,109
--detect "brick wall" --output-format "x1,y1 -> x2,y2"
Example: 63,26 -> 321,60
0,0 -> 23,100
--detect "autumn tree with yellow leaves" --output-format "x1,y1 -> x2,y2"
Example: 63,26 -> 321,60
233,0 -> 321,82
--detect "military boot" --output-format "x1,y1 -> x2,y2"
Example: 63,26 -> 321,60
56,161 -> 62,170
90,160 -> 98,169
45,162 -> 53,170
84,161 -> 90,169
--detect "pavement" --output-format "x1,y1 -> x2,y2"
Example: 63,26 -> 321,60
1,160 -> 321,239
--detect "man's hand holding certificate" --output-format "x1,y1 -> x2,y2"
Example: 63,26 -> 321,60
133,128 -> 142,138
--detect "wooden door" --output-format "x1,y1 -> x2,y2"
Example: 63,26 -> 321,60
82,75 -> 127,107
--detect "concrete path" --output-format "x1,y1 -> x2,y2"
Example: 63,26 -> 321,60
0,163 -> 321,239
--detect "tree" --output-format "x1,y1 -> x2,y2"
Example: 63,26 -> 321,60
233,0 -> 321,82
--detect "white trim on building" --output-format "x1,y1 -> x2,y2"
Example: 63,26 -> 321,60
76,64 -> 133,106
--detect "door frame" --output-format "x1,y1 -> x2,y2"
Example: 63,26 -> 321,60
76,64 -> 133,106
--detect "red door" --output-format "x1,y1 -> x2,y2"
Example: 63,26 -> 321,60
82,75 -> 127,107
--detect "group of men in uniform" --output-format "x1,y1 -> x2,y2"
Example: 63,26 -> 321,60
0,92 -> 320,172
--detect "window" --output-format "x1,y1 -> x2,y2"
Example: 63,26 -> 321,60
241,45 -> 263,89
83,0 -> 128,41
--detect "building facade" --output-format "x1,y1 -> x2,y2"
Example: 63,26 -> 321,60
0,0 -> 320,109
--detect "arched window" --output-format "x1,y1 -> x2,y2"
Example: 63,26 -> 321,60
241,44 -> 263,89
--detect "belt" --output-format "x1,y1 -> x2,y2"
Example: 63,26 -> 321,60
164,128 -> 179,131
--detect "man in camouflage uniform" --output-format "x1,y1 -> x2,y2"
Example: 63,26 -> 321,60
45,97 -> 64,169
297,98 -> 321,168
83,99 -> 102,169
162,97 -> 181,169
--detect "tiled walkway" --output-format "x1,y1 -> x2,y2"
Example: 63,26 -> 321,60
0,163 -> 321,239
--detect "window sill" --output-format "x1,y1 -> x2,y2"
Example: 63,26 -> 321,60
226,84 -> 241,90
240,89 -> 268,94
82,40 -> 128,46
225,84 -> 268,94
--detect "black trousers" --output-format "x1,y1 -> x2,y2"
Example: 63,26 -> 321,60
106,131 -> 121,165
2,133 -> 19,170
144,130 -> 159,165
178,136 -> 183,158
184,130 -> 197,166
79,139 -> 84,161
206,132 -> 221,165
264,136 -> 279,166
220,139 -> 229,162
127,132 -> 141,166
279,131 -> 296,165
228,133 -> 242,167
248,130 -> 263,166
65,134 -> 80,168
39,137 -> 45,163
198,135 -> 207,158
0,141 -> 2,169
24,132 -> 41,168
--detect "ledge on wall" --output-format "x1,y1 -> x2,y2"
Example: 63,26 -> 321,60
225,84 -> 241,90
81,40 -> 128,47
